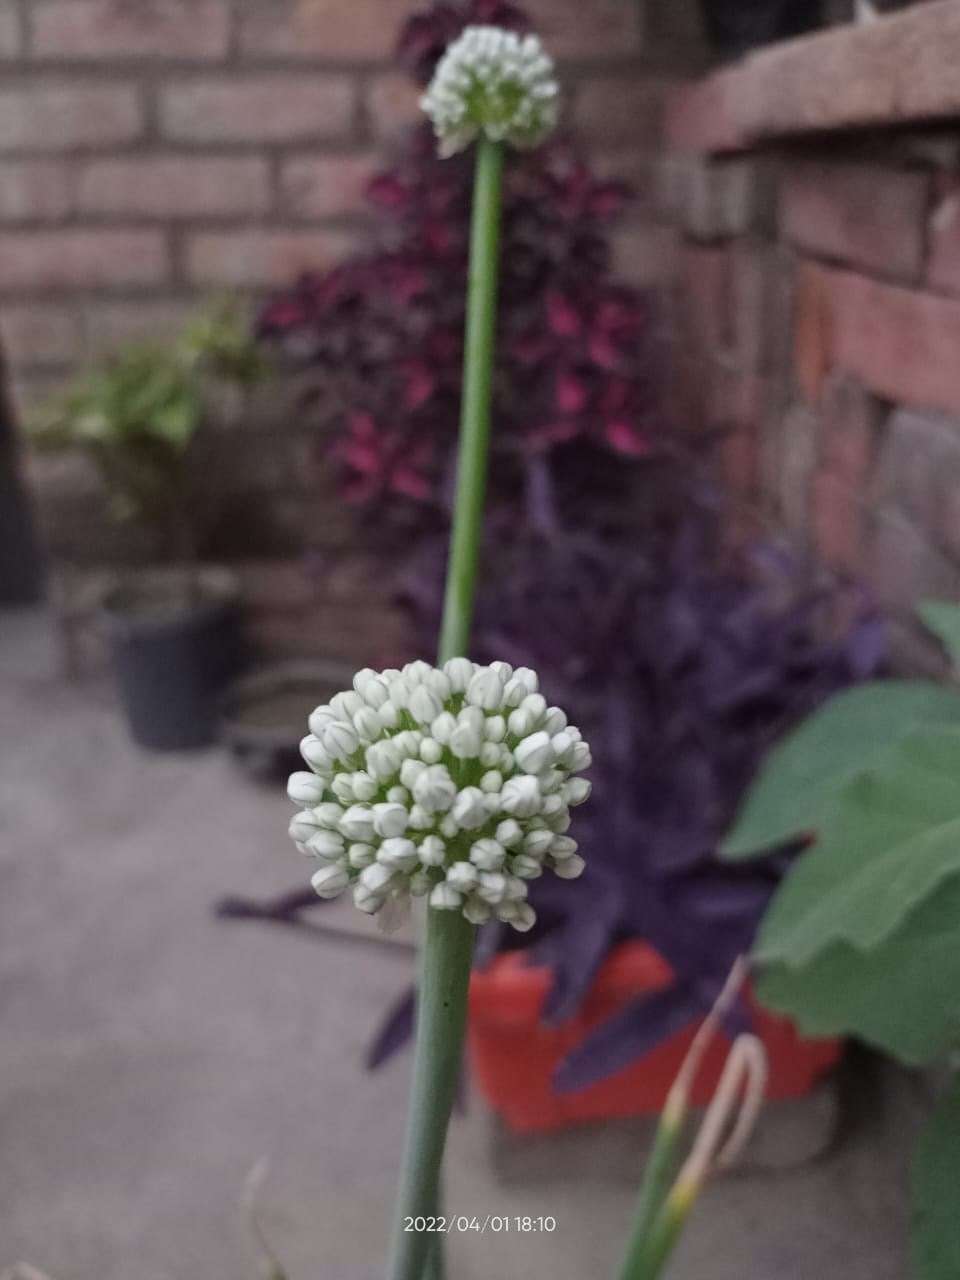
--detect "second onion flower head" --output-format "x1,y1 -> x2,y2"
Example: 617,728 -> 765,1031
287,660 -> 592,932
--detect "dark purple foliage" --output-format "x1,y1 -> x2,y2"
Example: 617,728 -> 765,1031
396,488 -> 884,1091
257,124 -> 658,511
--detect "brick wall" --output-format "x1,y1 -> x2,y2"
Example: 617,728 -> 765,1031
2,0 -> 698,580
665,5 -> 960,660
0,0 -> 687,403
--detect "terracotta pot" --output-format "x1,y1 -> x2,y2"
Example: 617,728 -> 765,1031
468,941 -> 840,1134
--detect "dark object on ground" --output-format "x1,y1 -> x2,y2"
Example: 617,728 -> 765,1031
102,566 -> 245,750
0,342 -> 45,604
222,659 -> 354,781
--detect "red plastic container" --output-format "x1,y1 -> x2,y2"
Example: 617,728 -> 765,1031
468,941 -> 840,1133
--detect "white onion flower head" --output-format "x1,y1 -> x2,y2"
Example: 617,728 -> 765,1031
421,25 -> 559,157
287,661 -> 591,931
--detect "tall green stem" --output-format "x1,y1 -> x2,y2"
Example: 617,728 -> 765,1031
387,135 -> 504,1280
438,137 -> 504,664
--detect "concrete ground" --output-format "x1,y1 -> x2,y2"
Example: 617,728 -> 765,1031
1,608 -> 922,1280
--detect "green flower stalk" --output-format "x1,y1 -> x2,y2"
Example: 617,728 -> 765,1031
285,25 -> 566,1280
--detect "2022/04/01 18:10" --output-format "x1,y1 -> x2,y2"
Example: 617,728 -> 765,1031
402,1215 -> 559,1233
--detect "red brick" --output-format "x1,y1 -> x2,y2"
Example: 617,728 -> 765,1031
280,152 -> 377,220
781,161 -> 928,283
793,262 -> 833,405
0,230 -> 167,290
818,372 -> 881,489
0,7 -> 21,57
0,161 -> 72,222
77,156 -> 269,218
0,83 -> 142,153
664,71 -> 741,153
31,0 -> 229,60
869,507 -> 960,613
609,224 -> 679,288
82,298 -> 199,354
774,403 -> 818,539
679,244 -> 730,361
721,427 -> 760,498
159,76 -> 353,144
729,241 -> 775,373
575,78 -> 672,148
1,305 -> 82,366
681,157 -> 764,241
822,266 -> 960,418
185,229 -> 354,286
928,179 -> 960,296
366,74 -> 422,141
239,0 -> 411,60
522,0 -> 644,58
810,470 -> 863,574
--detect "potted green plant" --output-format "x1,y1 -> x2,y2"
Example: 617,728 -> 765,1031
31,300 -> 268,750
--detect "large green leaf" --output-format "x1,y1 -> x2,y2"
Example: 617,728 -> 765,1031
756,726 -> 960,968
917,599 -> 960,670
757,877 -> 960,1063
720,681 -> 960,859
912,1078 -> 960,1279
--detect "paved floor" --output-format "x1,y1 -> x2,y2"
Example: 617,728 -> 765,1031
0,608 -> 922,1280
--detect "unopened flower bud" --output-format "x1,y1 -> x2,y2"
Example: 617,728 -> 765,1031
447,861 -> 479,892
330,690 -> 363,720
452,786 -> 487,829
300,735 -> 332,772
469,837 -> 505,871
418,834 -> 447,866
352,706 -> 383,742
523,828 -> 554,858
515,731 -> 554,775
430,711 -> 457,745
501,775 -> 541,818
400,757 -> 426,790
450,723 -> 482,760
322,721 -> 359,762
289,810 -> 323,843
413,764 -> 457,813
409,684 -> 444,725
511,854 -> 543,879
306,829 -> 346,862
543,706 -> 567,735
477,872 -> 508,904
378,837 -> 419,872
430,882 -> 462,910
484,714 -> 506,742
565,777 -> 592,806
360,863 -> 394,895
311,864 -> 349,898
480,769 -> 503,793
466,669 -> 505,711
420,737 -> 443,764
463,897 -> 492,925
554,853 -> 586,879
330,774 -> 356,804
373,802 -> 408,838
349,842 -> 376,869
549,835 -> 579,860
351,771 -> 378,801
308,705 -> 336,736
496,818 -> 523,848
340,804 -> 375,842
287,771 -> 326,805
367,739 -> 401,780
443,657 -> 475,692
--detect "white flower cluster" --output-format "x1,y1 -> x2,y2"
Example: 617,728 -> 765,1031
420,25 -> 559,157
287,660 -> 591,931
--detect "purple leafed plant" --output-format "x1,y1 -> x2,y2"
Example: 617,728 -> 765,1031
257,118 -> 657,515
371,489 -> 884,1089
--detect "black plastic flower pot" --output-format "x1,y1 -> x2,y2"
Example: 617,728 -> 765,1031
101,566 -> 246,751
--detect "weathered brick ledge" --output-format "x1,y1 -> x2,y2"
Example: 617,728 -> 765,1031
667,0 -> 960,153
